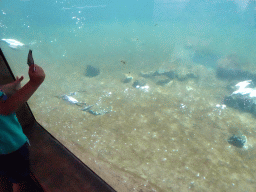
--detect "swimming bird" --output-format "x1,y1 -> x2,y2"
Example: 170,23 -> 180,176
232,80 -> 256,98
1,39 -> 27,49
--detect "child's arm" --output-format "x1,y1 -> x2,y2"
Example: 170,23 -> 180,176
0,64 -> 45,115
0,76 -> 24,98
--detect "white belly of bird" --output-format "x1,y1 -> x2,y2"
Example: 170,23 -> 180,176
62,95 -> 79,104
1,39 -> 25,49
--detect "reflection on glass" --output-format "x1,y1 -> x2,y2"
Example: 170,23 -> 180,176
1,0 -> 256,191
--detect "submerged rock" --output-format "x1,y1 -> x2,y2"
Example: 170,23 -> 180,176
158,70 -> 176,79
156,78 -> 171,86
85,65 -> 100,77
216,54 -> 255,81
122,73 -> 133,83
140,69 -> 175,79
228,135 -> 247,148
216,67 -> 256,82
140,67 -> 197,84
132,78 -> 147,88
140,71 -> 156,78
153,76 -> 171,86
176,67 -> 198,81
224,80 -> 256,115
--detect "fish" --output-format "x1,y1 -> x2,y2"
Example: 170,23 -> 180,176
57,94 -> 86,107
81,105 -> 93,111
88,106 -> 112,115
1,39 -> 27,49
62,95 -> 79,104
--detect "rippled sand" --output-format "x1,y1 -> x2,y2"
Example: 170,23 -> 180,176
27,59 -> 256,192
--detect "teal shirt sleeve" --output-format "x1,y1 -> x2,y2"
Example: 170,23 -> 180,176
0,90 -> 28,154
0,90 -> 8,101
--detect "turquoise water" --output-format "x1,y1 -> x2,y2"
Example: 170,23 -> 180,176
1,1 -> 256,191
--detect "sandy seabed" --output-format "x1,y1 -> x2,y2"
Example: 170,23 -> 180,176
28,58 -> 256,192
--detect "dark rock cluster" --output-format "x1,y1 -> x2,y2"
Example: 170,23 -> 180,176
228,135 -> 247,148
136,67 -> 197,87
85,65 -> 100,77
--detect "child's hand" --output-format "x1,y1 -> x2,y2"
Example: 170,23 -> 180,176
14,76 -> 24,90
28,64 -> 45,86
0,76 -> 24,97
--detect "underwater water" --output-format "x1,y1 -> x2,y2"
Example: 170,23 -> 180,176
1,0 -> 256,191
